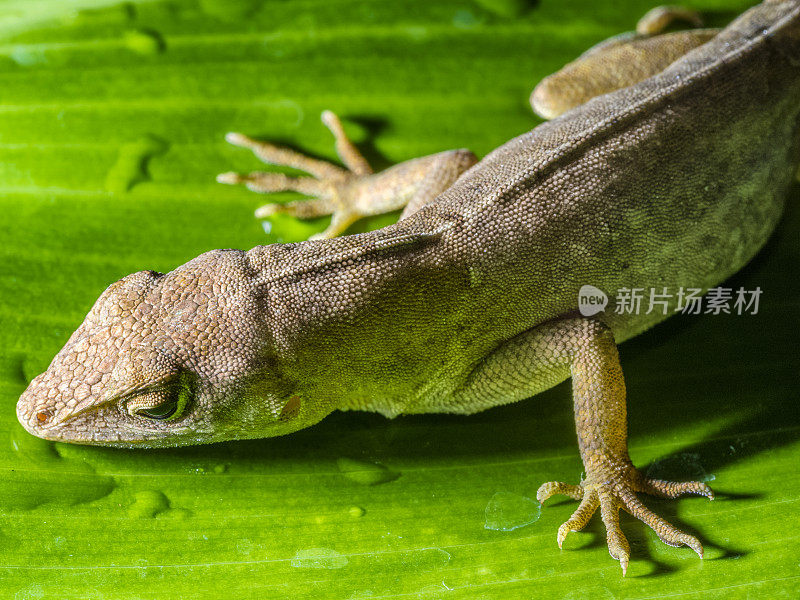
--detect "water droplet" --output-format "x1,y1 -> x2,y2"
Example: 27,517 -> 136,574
10,46 -> 48,67
348,506 -> 365,518
127,490 -> 169,518
474,0 -> 532,18
336,457 -> 400,486
78,2 -> 136,24
421,547 -> 452,566
4,428 -> 115,510
646,452 -> 715,483
123,29 -> 166,55
199,0 -> 259,20
346,591 -> 375,599
273,98 -> 304,128
1,355 -> 27,384
404,26 -> 428,41
213,463 -> 228,474
105,134 -> 168,194
417,583 -> 451,598
162,507 -> 192,520
291,548 -> 348,569
452,10 -> 483,29
484,491 -> 541,531
236,538 -> 253,555
21,354 -> 51,384
562,588 -> 616,600
14,583 -> 45,600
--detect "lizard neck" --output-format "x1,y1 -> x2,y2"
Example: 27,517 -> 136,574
242,218 -> 471,415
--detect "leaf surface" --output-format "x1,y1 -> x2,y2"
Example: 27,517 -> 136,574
1,0 -> 798,598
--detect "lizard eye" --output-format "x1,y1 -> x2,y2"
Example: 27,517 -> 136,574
126,375 -> 192,422
137,396 -> 181,420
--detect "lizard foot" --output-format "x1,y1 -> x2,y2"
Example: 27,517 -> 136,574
636,5 -> 703,36
537,463 -> 714,575
217,110 -> 375,239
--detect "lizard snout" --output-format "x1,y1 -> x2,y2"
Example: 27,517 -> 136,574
16,374 -> 60,439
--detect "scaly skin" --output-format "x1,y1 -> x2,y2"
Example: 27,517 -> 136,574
17,1 -> 800,574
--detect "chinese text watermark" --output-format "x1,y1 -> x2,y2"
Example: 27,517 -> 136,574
578,284 -> 762,318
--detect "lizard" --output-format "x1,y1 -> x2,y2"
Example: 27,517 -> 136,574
16,0 -> 800,575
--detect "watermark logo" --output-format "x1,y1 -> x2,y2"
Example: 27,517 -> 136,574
577,285 -> 762,316
578,285 -> 608,317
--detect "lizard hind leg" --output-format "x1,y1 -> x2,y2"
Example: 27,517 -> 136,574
452,317 -> 714,575
531,6 -> 717,120
218,111 -> 477,239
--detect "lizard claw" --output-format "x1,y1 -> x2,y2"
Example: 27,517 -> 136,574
538,463 -> 713,574
218,111 -> 380,239
619,552 -> 629,577
218,111 -> 478,239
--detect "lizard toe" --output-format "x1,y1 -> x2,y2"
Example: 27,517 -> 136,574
536,480 -> 584,503
618,488 -> 705,558
546,486 -> 598,548
639,477 -> 715,500
598,489 -> 631,575
540,461 -> 710,571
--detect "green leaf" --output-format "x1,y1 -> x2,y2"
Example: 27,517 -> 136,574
1,0 -> 798,598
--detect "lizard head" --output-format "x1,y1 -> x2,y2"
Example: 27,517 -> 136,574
16,250 -> 315,448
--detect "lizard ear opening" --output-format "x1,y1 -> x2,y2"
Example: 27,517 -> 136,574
279,395 -> 302,421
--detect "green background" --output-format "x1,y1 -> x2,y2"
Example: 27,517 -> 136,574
1,0 -> 798,597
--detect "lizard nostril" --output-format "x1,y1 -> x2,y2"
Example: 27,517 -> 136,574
36,411 -> 51,425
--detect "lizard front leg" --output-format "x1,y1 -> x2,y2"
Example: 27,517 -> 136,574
217,110 -> 477,239
453,317 -> 714,575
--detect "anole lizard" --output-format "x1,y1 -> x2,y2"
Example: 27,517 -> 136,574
16,0 -> 800,574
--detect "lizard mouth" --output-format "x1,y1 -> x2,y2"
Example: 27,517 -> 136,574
16,377 -> 154,446
15,400 -> 185,447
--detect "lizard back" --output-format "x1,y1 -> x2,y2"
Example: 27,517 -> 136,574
285,0 -> 800,413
